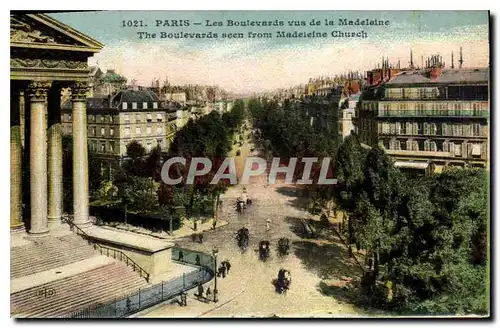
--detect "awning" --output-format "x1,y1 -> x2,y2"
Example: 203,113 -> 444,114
394,161 -> 429,170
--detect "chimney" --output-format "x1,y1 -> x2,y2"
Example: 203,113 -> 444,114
429,67 -> 442,78
459,46 -> 464,69
451,51 -> 455,69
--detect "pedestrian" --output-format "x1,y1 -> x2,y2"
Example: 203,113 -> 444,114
206,287 -> 211,300
178,250 -> 184,262
197,284 -> 204,299
266,218 -> 271,231
221,264 -> 227,278
225,260 -> 231,274
212,219 -> 217,230
191,233 -> 197,243
195,254 -> 201,266
199,233 -> 204,243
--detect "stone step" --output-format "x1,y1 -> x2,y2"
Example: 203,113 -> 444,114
11,262 -> 149,318
10,234 -> 98,279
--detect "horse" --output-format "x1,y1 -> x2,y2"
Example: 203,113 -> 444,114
277,238 -> 290,256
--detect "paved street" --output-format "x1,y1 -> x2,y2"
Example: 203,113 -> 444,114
141,133 -> 367,318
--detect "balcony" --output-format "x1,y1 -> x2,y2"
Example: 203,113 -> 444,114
385,149 -> 454,159
378,110 -> 488,118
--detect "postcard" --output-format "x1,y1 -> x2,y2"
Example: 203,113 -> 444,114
9,10 -> 490,318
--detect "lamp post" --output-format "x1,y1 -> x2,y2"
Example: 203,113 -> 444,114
212,246 -> 219,303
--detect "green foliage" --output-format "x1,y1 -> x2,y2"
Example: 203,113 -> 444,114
332,137 -> 489,315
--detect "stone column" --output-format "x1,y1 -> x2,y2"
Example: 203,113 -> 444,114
71,82 -> 91,227
27,81 -> 51,236
47,86 -> 63,227
11,87 -> 24,232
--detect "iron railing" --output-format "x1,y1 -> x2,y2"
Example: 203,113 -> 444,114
65,247 -> 215,318
62,217 -> 150,282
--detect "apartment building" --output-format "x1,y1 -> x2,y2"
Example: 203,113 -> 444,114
61,90 -> 179,162
356,66 -> 489,174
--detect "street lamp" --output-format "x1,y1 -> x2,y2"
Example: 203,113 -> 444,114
212,246 -> 219,303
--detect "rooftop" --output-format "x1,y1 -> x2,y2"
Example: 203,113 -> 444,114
386,68 -> 489,85
112,89 -> 159,103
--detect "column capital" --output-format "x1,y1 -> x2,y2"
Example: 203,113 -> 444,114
71,82 -> 90,102
27,81 -> 51,102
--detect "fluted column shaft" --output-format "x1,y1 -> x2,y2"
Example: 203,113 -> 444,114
11,88 -> 24,231
48,86 -> 63,225
28,81 -> 51,236
71,83 -> 90,227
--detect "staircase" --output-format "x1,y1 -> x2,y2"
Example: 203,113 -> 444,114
11,261 -> 149,318
10,234 -> 97,279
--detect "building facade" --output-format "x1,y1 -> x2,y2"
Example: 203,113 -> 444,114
61,90 -> 179,162
10,13 -> 102,233
356,66 -> 489,174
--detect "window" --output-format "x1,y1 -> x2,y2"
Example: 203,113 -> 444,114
101,127 -> 105,136
132,102 -> 138,110
471,143 -> 481,156
91,140 -> 97,151
413,123 -> 418,135
393,140 -> 401,150
89,115 -> 95,122
124,127 -> 130,137
453,124 -> 463,137
100,115 -> 104,123
122,103 -> 128,110
153,102 -> 158,109
146,141 -> 152,152
442,123 -> 448,136
147,113 -> 152,122
91,127 -> 96,136
136,114 -> 141,122
431,123 -> 437,135
124,114 -> 130,122
454,143 -> 462,156
108,115 -> 113,123
110,128 -> 114,136
147,126 -> 152,135
472,124 -> 481,136
109,141 -> 115,153
143,102 -> 148,109
424,140 -> 430,151
412,141 -> 419,151
430,141 -> 437,152
157,126 -> 162,134
157,113 -> 163,122
100,142 -> 106,152
136,127 -> 141,135
423,123 -> 429,135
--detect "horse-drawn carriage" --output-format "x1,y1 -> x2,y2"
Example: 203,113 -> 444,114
235,194 -> 252,213
276,269 -> 291,294
277,237 -> 290,256
236,227 -> 249,250
259,240 -> 271,261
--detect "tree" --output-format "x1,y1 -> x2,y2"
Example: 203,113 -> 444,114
126,140 -> 146,159
124,140 -> 146,176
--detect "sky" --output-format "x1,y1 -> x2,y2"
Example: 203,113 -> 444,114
50,11 -> 490,93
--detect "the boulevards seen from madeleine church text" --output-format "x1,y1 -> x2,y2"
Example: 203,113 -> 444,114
9,10 -> 490,318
